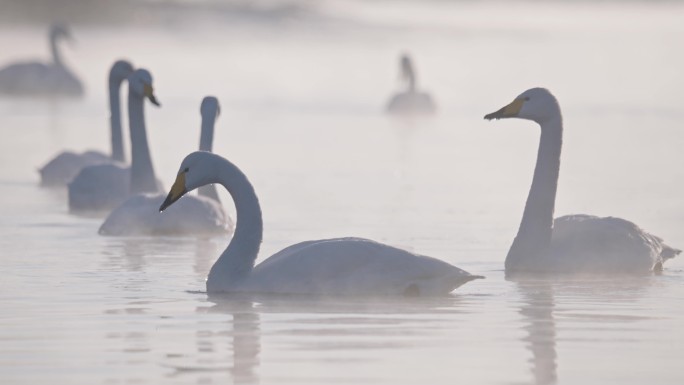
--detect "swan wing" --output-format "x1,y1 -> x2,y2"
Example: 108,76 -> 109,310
550,215 -> 678,273
241,237 -> 481,295
0,61 -> 82,97
38,151 -> 109,187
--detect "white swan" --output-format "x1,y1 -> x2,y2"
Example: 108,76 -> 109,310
484,87 -> 680,275
38,60 -> 133,188
197,96 -> 221,203
386,53 -> 436,115
67,60 -> 135,211
0,24 -> 83,98
99,72 -> 231,236
159,151 -> 482,295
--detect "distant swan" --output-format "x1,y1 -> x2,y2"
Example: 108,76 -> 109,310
386,53 -> 436,115
99,74 -> 231,236
0,24 -> 83,98
159,151 -> 482,295
484,87 -> 680,274
39,60 -> 131,188
67,60 -> 135,211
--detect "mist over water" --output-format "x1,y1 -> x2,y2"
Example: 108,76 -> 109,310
1,1 -> 684,384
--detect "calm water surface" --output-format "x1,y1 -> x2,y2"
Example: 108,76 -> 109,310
1,1 -> 684,384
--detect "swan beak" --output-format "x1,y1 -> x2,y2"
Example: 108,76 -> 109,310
144,83 -> 161,107
159,172 -> 187,212
484,98 -> 525,120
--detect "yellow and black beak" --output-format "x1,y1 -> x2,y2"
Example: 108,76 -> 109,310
159,171 -> 187,212
144,83 -> 161,107
484,97 -> 525,120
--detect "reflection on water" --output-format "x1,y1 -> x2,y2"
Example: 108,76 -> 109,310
517,281 -> 558,385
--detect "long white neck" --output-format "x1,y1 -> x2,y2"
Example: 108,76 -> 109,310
108,74 -> 126,163
198,112 -> 220,202
206,156 -> 263,292
506,115 -> 563,271
128,90 -> 158,195
49,31 -> 63,66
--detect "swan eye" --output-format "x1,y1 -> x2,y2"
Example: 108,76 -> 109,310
524,97 -> 530,101
183,167 -> 189,173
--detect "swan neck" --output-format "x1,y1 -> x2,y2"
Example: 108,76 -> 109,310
207,158 -> 263,290
109,75 -> 125,163
407,69 -> 416,93
197,113 -> 220,202
128,90 -> 157,195
506,115 -> 563,270
199,113 -> 216,152
50,31 -> 62,66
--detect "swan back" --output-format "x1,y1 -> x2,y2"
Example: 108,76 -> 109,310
239,237 -> 481,295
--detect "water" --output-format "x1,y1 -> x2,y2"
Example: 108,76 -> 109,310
1,1 -> 684,384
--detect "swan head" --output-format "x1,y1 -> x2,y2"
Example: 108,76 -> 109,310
200,96 -> 220,119
128,69 -> 161,107
160,152 -> 218,212
109,60 -> 134,83
50,24 -> 73,41
400,53 -> 414,80
484,88 -> 560,124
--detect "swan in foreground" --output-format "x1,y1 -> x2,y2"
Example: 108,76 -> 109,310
67,60 -> 136,211
484,87 -> 680,275
38,60 -> 132,188
386,53 -> 436,115
159,151 -> 482,295
99,72 -> 230,236
0,24 -> 83,98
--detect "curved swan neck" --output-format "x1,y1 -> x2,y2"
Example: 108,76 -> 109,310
207,157 -> 263,289
108,74 -> 126,163
198,111 -> 220,202
506,114 -> 563,270
128,90 -> 157,195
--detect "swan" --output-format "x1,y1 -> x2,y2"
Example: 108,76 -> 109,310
159,151 -> 483,295
67,60 -> 136,212
197,96 -> 221,203
386,53 -> 436,115
38,60 -> 133,188
484,87 -> 680,275
99,72 -> 231,236
0,24 -> 83,98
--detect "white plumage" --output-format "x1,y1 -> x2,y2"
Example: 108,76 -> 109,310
485,87 -> 679,275
159,151 -> 482,296
99,73 -> 232,236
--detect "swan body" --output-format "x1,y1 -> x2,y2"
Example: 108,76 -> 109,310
99,74 -> 231,236
0,24 -> 83,98
67,60 -> 135,211
38,150 -> 110,187
485,87 -> 680,275
386,54 -> 436,115
99,193 -> 227,236
159,151 -> 482,295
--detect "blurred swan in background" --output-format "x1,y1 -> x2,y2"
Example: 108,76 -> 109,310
485,87 -> 680,275
68,60 -> 136,211
38,60 -> 133,189
386,53 -> 436,115
160,151 -> 483,295
0,24 -> 83,98
99,76 -> 231,236
197,96 -> 221,203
